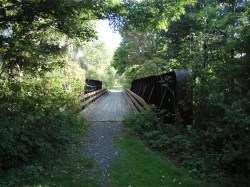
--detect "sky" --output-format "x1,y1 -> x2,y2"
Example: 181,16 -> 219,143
96,19 -> 122,51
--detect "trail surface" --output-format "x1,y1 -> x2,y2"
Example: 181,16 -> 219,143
82,90 -> 133,181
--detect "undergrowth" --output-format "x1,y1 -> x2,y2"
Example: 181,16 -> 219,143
123,105 -> 249,187
0,110 -> 88,186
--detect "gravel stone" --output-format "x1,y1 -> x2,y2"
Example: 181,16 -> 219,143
81,91 -> 133,185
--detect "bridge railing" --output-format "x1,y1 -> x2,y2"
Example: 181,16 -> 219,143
85,79 -> 103,94
80,79 -> 107,108
60,79 -> 106,112
80,89 -> 107,108
125,89 -> 147,112
128,70 -> 192,125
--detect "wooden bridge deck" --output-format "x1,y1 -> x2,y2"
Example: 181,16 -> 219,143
82,90 -> 133,122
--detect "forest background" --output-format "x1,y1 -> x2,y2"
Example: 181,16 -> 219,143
0,0 -> 249,186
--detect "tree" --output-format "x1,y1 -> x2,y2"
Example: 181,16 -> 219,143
0,0 -> 113,77
0,0 -> 117,177
111,0 -> 250,184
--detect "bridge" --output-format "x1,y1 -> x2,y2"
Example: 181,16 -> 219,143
81,70 -> 192,124
80,70 -> 192,174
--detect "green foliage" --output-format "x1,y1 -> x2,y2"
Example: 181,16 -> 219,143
0,164 -> 44,186
110,0 -> 196,31
0,110 -> 87,185
0,132 -> 100,187
124,105 -> 250,186
114,1 -> 250,185
103,66 -> 119,89
0,0 -> 105,76
0,52 -> 86,185
112,44 -> 132,75
112,30 -> 169,78
0,0 -> 122,185
0,0 -> 108,183
1,0 -> 249,185
70,40 -> 119,89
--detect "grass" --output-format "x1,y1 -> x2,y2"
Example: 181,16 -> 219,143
109,136 -> 223,187
1,128 -> 225,187
32,154 -> 99,187
2,136 -> 223,187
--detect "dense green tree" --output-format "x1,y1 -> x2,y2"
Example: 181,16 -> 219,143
0,0 -> 117,180
109,0 -> 196,31
112,0 -> 250,185
0,0 -> 114,77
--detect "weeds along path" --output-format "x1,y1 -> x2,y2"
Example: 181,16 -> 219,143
81,90 -> 133,184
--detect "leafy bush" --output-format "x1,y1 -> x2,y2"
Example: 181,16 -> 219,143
0,60 -> 87,186
0,107 -> 87,187
0,110 -> 86,172
124,105 -> 250,186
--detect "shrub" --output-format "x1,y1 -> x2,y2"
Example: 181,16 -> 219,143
0,110 -> 86,172
124,104 -> 250,186
0,61 -> 87,183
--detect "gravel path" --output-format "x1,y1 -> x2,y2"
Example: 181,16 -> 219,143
81,91 -> 133,184
84,122 -> 123,170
